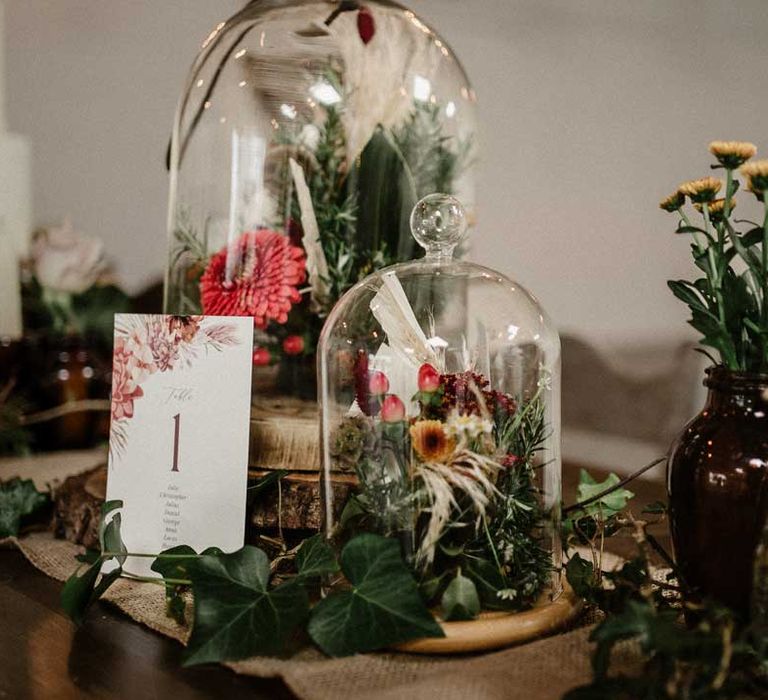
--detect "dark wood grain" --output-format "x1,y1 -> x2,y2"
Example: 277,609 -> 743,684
0,549 -> 296,700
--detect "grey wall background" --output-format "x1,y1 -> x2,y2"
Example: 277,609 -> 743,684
5,0 -> 768,350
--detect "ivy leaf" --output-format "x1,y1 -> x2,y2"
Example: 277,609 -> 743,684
565,553 -> 598,603
98,500 -> 125,554
308,534 -> 443,656
441,570 -> 480,621
62,500 -> 125,625
183,546 -> 309,665
0,478 -> 50,538
295,534 -> 339,579
575,470 -> 634,518
61,560 -> 103,626
151,544 -> 211,625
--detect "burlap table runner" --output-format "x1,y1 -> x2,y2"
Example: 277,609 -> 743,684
1,451 -> 641,700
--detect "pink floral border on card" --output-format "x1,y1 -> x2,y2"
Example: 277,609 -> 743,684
109,315 -> 242,461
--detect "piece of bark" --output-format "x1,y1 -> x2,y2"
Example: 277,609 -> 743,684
249,471 -> 356,531
52,464 -> 357,547
52,465 -> 105,549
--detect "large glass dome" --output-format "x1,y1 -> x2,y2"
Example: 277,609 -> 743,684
164,0 -> 476,406
319,195 -> 562,617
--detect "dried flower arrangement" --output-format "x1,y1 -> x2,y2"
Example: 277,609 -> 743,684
660,140 -> 768,372
330,361 -> 554,619
166,4 -> 473,393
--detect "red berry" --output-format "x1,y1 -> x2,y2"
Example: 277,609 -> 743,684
282,335 -> 305,356
252,347 -> 271,366
368,370 -> 389,396
380,395 -> 405,423
418,363 -> 441,393
357,6 -> 375,44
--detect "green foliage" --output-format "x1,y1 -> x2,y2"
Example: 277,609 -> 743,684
665,153 -> 768,372
308,534 -> 443,656
151,544 -> 222,625
441,570 -> 481,621
0,478 -> 50,537
295,533 -> 339,580
183,547 -> 310,665
563,471 -> 768,697
61,500 -> 125,625
0,392 -> 32,457
22,276 -> 129,346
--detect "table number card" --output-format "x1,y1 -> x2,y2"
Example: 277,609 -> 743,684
105,314 -> 254,577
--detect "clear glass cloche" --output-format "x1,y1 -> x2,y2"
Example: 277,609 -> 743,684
164,0 -> 476,405
319,195 -> 562,617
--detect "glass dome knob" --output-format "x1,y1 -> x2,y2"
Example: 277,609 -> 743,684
410,193 -> 467,260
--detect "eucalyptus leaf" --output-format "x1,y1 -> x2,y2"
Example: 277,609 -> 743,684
183,546 -> 309,665
308,534 -> 443,656
295,534 -> 339,579
441,570 -> 480,621
0,478 -> 50,538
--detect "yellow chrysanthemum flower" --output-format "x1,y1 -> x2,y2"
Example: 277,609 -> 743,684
741,160 -> 768,197
410,420 -> 455,463
709,140 -> 757,169
678,177 -> 722,204
659,191 -> 685,213
694,198 -> 735,221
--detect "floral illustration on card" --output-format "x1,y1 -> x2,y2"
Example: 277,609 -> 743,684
109,315 -> 243,461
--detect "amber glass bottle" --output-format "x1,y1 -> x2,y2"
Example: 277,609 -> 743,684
668,366 -> 768,615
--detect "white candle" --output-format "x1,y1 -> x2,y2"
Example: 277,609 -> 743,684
0,0 -> 30,338
0,216 -> 22,339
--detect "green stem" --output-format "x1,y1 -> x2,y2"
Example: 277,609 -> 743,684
762,199 -> 768,369
483,516 -> 505,580
702,203 -> 727,330
103,551 -> 197,560
678,208 -> 704,252
724,168 -> 734,220
122,573 -> 192,587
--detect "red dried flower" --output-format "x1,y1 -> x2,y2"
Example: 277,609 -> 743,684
357,6 -> 375,44
439,371 -> 517,418
282,335 -> 305,356
199,229 -> 306,329
252,347 -> 271,366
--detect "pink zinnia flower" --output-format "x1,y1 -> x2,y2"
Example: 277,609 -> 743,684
199,230 -> 306,329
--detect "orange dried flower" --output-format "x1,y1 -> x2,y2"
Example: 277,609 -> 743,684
678,177 -> 722,204
709,140 -> 756,169
410,420 -> 455,463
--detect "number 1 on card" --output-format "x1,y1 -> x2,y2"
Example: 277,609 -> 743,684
171,413 -> 180,472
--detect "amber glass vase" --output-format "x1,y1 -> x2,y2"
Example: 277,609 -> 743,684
667,366 -> 768,615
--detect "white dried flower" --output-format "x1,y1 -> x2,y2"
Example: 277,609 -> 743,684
298,124 -> 320,152
496,588 -> 517,601
444,411 -> 493,441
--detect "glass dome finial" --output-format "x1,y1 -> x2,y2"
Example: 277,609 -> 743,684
410,193 -> 467,260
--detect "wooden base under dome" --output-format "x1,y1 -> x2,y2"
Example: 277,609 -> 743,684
394,582 -> 582,655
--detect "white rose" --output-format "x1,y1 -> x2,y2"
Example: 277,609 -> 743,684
31,220 -> 105,294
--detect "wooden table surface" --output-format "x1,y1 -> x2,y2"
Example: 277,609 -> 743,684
0,463 -> 668,700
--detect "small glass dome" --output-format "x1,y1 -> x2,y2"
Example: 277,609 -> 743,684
164,0 -> 476,404
319,195 -> 562,616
